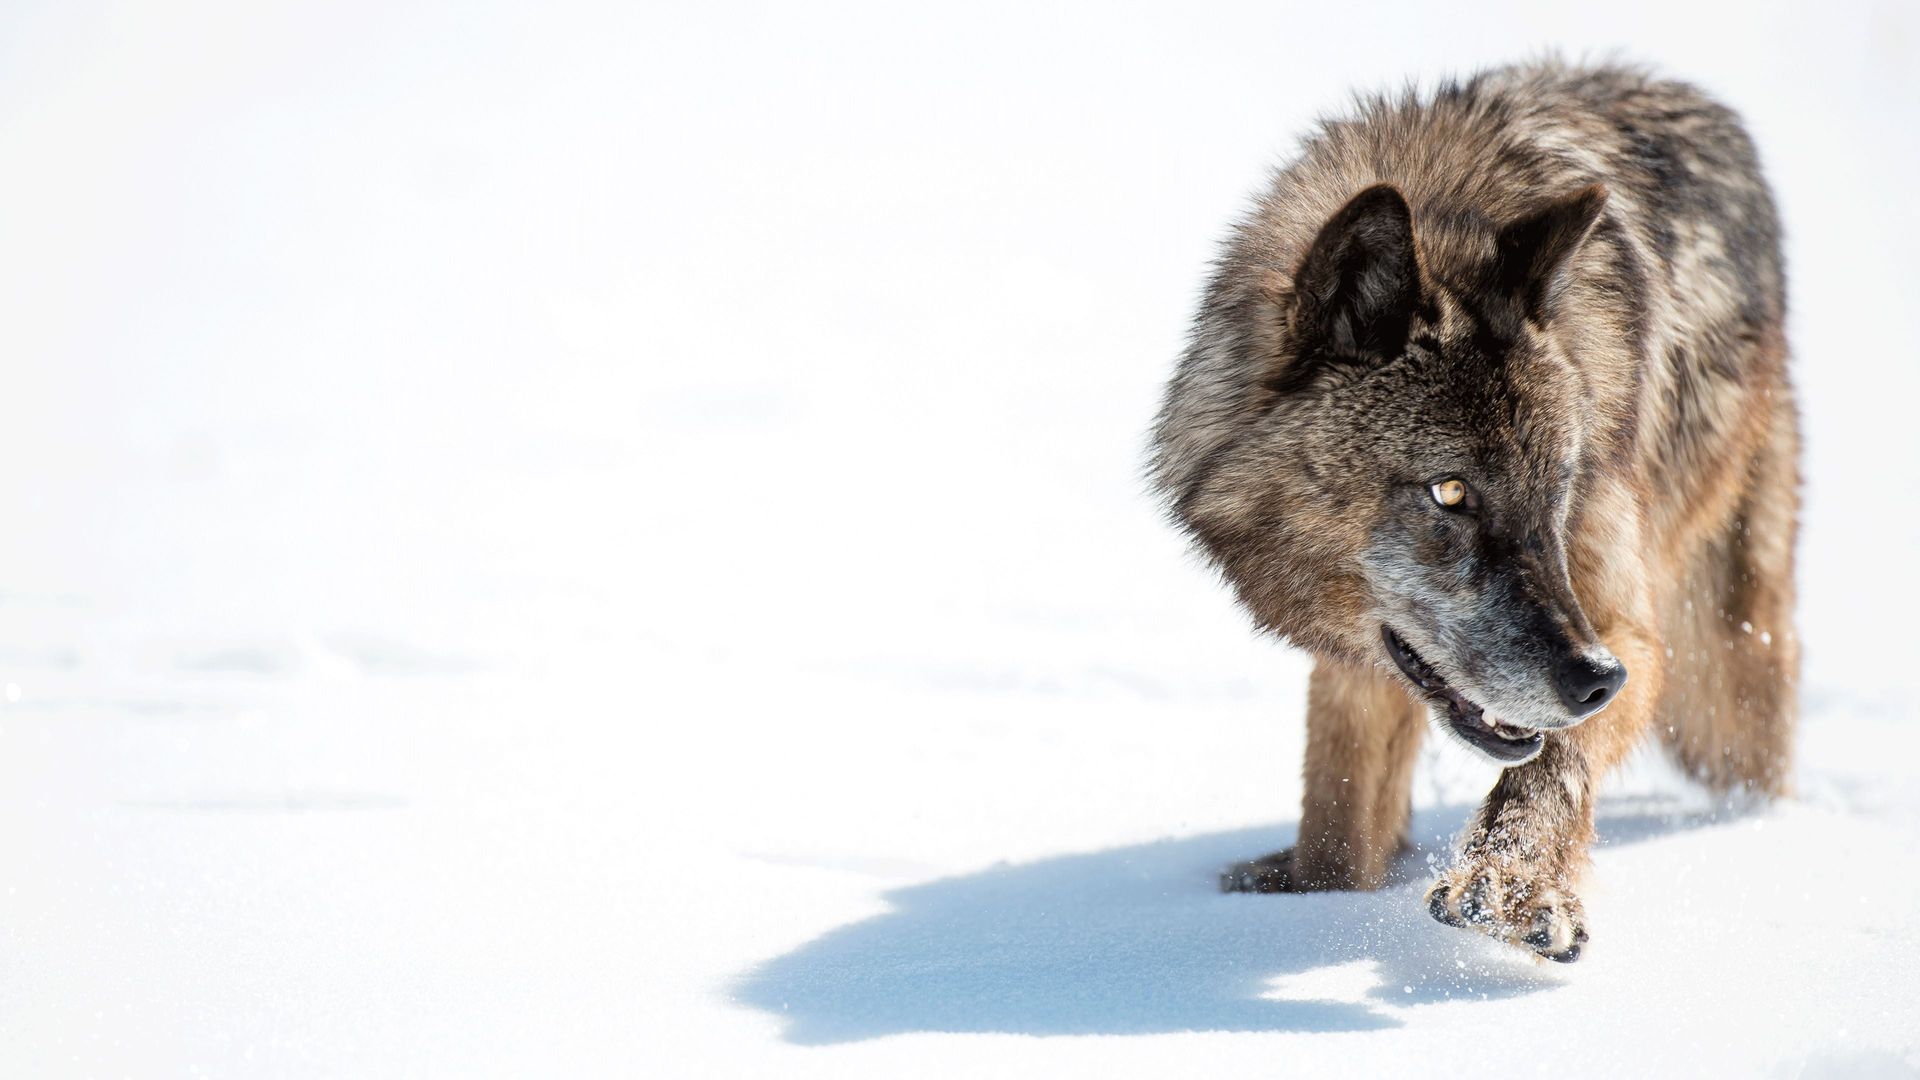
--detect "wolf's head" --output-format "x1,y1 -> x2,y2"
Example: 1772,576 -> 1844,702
1156,183 -> 1627,765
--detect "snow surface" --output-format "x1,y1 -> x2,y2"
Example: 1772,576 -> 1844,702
1,1 -> 1917,1076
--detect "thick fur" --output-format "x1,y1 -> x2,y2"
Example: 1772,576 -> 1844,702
1152,60 -> 1798,960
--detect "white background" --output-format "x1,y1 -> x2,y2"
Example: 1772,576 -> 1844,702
1,1 -> 1916,1075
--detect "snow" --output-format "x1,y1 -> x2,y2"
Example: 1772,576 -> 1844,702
1,1 -> 1917,1075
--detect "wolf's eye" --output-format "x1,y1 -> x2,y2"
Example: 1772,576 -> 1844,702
1429,478 -> 1474,511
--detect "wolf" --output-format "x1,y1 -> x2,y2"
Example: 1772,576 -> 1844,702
1149,60 -> 1798,961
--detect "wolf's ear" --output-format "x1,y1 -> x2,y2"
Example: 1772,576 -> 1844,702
1495,184 -> 1608,318
1291,184 -> 1422,361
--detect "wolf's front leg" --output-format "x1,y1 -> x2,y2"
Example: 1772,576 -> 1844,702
1426,628 -> 1662,960
1424,737 -> 1595,960
1224,658 -> 1425,893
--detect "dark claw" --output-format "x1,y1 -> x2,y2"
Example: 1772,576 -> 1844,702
1543,942 -> 1583,964
1523,909 -> 1586,961
1427,887 -> 1465,927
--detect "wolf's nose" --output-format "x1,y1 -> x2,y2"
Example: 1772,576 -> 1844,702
1554,653 -> 1627,718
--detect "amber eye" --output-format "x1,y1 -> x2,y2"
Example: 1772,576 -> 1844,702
1429,478 -> 1470,509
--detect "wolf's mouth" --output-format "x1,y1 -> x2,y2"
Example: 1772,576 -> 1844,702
1381,626 -> 1544,764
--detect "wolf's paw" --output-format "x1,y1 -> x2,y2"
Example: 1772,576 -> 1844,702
1220,849 -> 1299,893
1424,858 -> 1588,962
1220,846 -> 1375,892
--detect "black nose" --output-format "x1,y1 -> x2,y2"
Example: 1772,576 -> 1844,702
1554,653 -> 1627,718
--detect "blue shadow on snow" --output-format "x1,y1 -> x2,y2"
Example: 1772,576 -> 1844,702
732,799 -> 1736,1044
